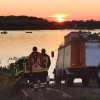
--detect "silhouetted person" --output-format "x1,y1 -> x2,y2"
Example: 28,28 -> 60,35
40,48 -> 51,84
27,46 -> 41,85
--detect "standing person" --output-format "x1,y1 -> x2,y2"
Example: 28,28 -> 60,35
27,46 -> 41,87
41,48 -> 51,70
40,48 -> 51,85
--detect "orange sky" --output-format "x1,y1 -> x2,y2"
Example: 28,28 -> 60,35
0,0 -> 100,21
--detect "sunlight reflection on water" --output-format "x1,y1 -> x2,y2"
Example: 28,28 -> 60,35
0,29 -> 100,78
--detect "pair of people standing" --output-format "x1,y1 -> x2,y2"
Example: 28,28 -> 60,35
27,46 -> 51,86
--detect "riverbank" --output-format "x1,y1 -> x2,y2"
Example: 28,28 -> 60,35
0,16 -> 100,30
0,76 -> 23,100
0,75 -> 100,100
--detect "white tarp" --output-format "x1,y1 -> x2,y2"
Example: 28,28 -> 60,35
64,45 -> 71,68
85,42 -> 100,67
58,48 -> 64,69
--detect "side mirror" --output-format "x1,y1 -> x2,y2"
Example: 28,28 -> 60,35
51,51 -> 54,57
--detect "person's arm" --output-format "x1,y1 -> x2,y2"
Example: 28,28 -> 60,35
47,55 -> 51,69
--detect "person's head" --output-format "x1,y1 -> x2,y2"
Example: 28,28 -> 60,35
33,46 -> 37,52
41,48 -> 46,54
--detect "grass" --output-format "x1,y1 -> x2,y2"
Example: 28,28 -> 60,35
0,75 -> 23,100
0,76 -> 100,100
78,92 -> 100,100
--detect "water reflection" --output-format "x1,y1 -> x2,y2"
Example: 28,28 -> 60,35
0,29 -> 100,77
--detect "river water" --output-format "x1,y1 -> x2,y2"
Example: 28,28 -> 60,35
0,29 -> 100,78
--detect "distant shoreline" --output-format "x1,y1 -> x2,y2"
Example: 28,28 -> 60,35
0,28 -> 100,30
0,16 -> 100,30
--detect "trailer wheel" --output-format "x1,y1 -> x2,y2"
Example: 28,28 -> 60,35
65,75 -> 74,87
82,77 -> 89,86
96,71 -> 100,86
97,78 -> 100,86
54,76 -> 61,87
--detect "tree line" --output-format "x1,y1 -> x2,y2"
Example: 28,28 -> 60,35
0,16 -> 100,30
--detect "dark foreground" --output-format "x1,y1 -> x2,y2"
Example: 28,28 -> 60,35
0,76 -> 100,100
21,82 -> 100,100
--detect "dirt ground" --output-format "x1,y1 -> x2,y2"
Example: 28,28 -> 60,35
22,80 -> 100,100
0,78 -> 100,100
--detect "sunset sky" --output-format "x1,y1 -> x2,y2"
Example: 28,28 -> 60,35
0,0 -> 100,21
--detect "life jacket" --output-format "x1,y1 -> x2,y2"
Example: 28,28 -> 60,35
38,54 -> 48,71
39,55 -> 46,67
29,52 -> 48,73
31,52 -> 38,64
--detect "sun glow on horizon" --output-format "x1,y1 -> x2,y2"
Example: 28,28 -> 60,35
57,16 -> 64,22
50,14 -> 69,22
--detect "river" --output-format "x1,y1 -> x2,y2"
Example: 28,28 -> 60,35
0,29 -> 100,78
